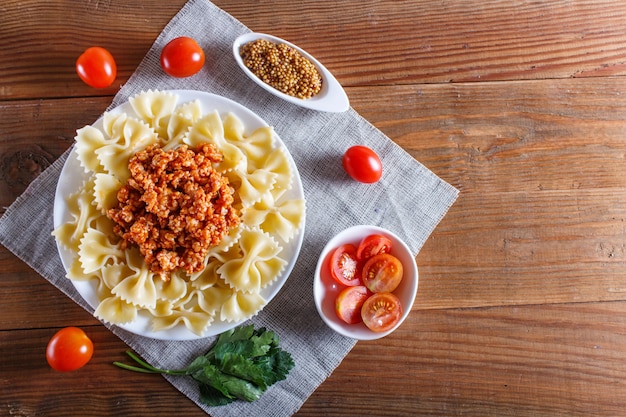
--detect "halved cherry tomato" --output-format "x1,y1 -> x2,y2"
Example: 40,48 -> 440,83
76,47 -> 117,88
46,327 -> 94,372
330,244 -> 361,286
362,253 -> 403,293
160,36 -> 205,78
335,285 -> 370,324
356,234 -> 393,261
342,145 -> 383,183
361,292 -> 403,332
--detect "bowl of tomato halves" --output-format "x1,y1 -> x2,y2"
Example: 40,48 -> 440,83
313,225 -> 419,340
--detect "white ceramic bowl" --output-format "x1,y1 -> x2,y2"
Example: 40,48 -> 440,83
313,225 -> 419,340
233,32 -> 350,113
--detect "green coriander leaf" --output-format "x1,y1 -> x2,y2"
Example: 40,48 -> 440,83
195,361 -> 264,403
212,324 -> 255,351
213,339 -> 253,361
219,373 -> 264,402
249,329 -> 276,357
270,349 -> 295,383
254,347 -> 295,386
220,352 -> 268,389
199,383 -> 236,407
186,355 -> 210,374
191,364 -> 233,399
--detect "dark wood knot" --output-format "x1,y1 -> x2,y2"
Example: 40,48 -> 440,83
1,145 -> 54,197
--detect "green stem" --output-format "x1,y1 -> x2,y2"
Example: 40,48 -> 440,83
115,350 -> 187,375
113,361 -> 160,373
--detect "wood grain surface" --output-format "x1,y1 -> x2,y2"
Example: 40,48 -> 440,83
2,0 -> 626,416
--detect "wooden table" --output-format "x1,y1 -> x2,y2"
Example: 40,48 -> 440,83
3,1 -> 626,415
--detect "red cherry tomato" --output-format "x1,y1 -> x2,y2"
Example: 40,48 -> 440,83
362,253 -> 403,293
361,292 -> 403,332
342,145 -> 383,183
356,234 -> 393,261
46,327 -> 94,372
330,244 -> 361,286
160,36 -> 205,78
76,47 -> 117,88
335,285 -> 370,324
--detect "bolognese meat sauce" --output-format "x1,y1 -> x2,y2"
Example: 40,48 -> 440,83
107,143 -> 240,280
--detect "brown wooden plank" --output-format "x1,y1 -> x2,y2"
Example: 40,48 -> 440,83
352,77 -> 626,192
4,302 -> 626,416
1,326 -> 202,416
4,0 -> 626,100
349,77 -> 626,309
219,0 -> 626,85
298,301 -> 626,416
0,249 -> 96,330
0,0 -> 188,99
0,97 -> 111,212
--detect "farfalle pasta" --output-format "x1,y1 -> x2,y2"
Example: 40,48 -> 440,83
53,90 -> 305,336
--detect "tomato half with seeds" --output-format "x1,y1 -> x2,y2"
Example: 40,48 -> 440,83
160,36 -> 205,78
356,234 -> 393,261
330,244 -> 361,286
76,46 -> 117,88
46,327 -> 94,372
335,285 -> 370,324
362,253 -> 403,293
361,292 -> 403,332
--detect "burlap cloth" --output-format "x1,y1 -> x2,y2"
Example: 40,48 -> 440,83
0,1 -> 458,415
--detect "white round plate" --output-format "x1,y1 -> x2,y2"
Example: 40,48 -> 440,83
53,90 -> 306,340
233,32 -> 350,113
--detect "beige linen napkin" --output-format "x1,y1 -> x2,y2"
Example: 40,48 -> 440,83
0,0 -> 458,415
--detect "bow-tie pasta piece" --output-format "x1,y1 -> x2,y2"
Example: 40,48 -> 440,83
185,111 -> 246,172
110,247 -> 159,309
95,117 -> 159,182
220,289 -> 267,323
262,147 -> 294,198
93,173 -> 122,213
163,99 -> 204,149
154,271 -> 188,304
227,168 -> 277,208
229,124 -> 275,164
95,296 -> 138,325
218,227 -> 287,294
152,308 -> 214,335
74,126 -> 109,173
129,89 -> 179,138
78,227 -> 124,274
244,192 -> 306,243
52,179 -> 100,251
151,289 -> 217,335
197,283 -> 234,315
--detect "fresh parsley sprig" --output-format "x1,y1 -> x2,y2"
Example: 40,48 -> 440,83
113,325 -> 295,406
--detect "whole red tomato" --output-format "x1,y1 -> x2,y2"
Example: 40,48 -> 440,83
160,36 -> 205,78
76,46 -> 117,88
46,327 -> 94,372
342,145 -> 383,183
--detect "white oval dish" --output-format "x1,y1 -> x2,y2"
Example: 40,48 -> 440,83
53,90 -> 306,340
313,225 -> 418,340
233,32 -> 350,113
